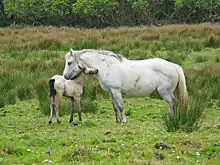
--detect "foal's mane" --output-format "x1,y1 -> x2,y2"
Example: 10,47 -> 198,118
80,49 -> 123,62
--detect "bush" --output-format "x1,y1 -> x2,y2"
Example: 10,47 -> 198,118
35,79 -> 50,115
3,0 -> 220,27
174,0 -> 220,23
204,35 -> 220,48
0,90 -> 17,108
17,85 -> 35,101
73,38 -> 99,50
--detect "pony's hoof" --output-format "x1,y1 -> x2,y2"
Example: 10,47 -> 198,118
69,119 -> 73,123
116,120 -> 121,124
121,118 -> 127,124
48,121 -> 52,125
57,120 -> 61,124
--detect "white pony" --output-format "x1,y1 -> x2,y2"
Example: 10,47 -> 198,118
63,49 -> 188,124
48,73 -> 85,125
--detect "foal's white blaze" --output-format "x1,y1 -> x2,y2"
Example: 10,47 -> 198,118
63,49 -> 188,124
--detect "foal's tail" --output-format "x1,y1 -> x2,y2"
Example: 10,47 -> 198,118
175,65 -> 188,112
49,79 -> 56,108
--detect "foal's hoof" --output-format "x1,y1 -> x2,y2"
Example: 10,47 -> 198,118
73,123 -> 79,126
48,121 -> 52,125
69,119 -> 73,123
57,120 -> 61,124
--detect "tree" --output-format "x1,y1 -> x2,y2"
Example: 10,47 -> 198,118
0,0 -> 6,18
73,0 -> 119,27
0,0 -> 9,26
174,0 -> 220,23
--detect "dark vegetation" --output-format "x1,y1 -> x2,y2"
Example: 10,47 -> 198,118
1,0 -> 220,27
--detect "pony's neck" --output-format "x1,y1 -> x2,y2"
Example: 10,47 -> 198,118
80,53 -> 102,69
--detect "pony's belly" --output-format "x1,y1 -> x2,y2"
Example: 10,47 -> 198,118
122,86 -> 155,97
99,81 -> 110,92
120,73 -> 158,97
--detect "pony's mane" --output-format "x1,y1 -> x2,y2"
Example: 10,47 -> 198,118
81,49 -> 123,62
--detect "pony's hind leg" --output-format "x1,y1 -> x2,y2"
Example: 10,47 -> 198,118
69,97 -> 74,123
157,87 -> 174,116
75,96 -> 82,121
110,89 -> 126,124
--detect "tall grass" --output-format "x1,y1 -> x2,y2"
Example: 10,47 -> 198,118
1,25 -> 220,132
164,64 -> 220,132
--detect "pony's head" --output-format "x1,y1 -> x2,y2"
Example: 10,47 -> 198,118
63,48 -> 83,80
63,49 -> 100,79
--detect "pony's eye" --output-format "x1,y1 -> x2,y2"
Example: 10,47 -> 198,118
68,62 -> 72,65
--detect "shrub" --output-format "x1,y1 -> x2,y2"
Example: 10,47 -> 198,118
204,35 -> 220,48
195,55 -> 208,63
17,85 -> 35,101
165,53 -> 185,66
35,79 -> 50,115
73,38 -> 99,50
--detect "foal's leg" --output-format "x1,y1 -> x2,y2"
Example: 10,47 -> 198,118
69,97 -> 74,123
54,95 -> 61,124
109,92 -> 121,123
48,101 -> 54,125
75,96 -> 82,121
110,89 -> 126,124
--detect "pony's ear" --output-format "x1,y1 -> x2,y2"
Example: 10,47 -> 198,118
69,48 -> 74,56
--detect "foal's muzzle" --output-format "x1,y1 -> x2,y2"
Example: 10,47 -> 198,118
64,74 -> 70,80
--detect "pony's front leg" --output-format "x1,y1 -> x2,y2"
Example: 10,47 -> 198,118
110,89 -> 126,124
109,93 -> 121,123
69,97 -> 74,123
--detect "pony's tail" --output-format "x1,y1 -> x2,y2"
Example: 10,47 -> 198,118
175,65 -> 188,119
49,79 -> 56,108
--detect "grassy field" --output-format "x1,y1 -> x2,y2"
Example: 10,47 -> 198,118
0,24 -> 220,164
